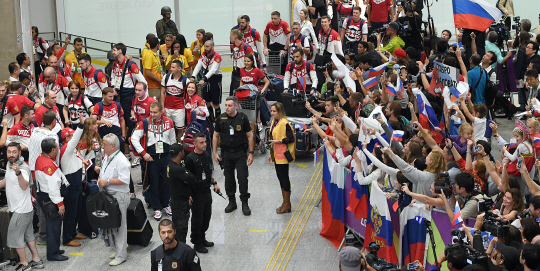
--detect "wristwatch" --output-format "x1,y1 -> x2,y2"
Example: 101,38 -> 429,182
248,150 -> 254,155
107,179 -> 110,186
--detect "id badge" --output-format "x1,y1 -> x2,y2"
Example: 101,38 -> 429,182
202,172 -> 206,180
156,141 -> 164,153
229,126 -> 234,135
115,80 -> 121,89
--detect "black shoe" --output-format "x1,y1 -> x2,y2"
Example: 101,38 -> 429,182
48,255 -> 68,261
59,250 -> 65,255
225,200 -> 237,213
242,202 -> 251,216
193,243 -> 209,253
202,240 -> 214,247
28,260 -> 44,269
15,264 -> 32,271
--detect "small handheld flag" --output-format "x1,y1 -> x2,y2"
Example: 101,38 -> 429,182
368,62 -> 389,78
391,130 -> 404,142
452,201 -> 463,226
363,77 -> 379,89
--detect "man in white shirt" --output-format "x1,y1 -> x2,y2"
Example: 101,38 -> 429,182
8,62 -> 20,81
0,143 -> 44,270
97,133 -> 131,266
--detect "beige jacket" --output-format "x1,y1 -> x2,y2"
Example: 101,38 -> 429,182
498,0 -> 514,16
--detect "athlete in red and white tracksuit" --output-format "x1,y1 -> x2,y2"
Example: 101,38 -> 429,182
132,94 -> 157,124
38,72 -> 70,118
185,94 -> 208,125
82,66 -> 110,104
6,117 -> 36,162
240,26 -> 267,67
0,95 -> 21,129
34,104 -> 63,133
318,28 -> 344,57
284,60 -> 318,93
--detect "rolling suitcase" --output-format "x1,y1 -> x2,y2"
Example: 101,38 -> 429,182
127,198 -> 153,247
0,207 -> 18,262
294,125 -> 312,152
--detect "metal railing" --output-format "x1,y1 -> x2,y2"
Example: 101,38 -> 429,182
39,32 -> 142,67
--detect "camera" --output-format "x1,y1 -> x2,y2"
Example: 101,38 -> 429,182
445,230 -> 489,265
483,212 -> 510,238
473,145 -> 481,153
516,208 -> 531,219
407,262 -> 417,270
365,242 -> 397,271
316,62 -> 332,72
513,16 -> 521,30
517,156 -> 524,169
370,26 -> 388,39
434,172 -> 453,198
478,197 -> 494,214
488,20 -> 510,48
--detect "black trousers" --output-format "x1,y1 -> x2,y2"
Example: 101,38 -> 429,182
171,199 -> 191,243
222,150 -> 250,202
190,190 -> 212,245
275,163 -> 291,192
37,192 -> 63,260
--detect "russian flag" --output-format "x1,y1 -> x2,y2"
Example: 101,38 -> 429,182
320,147 -> 346,247
452,201 -> 463,226
298,76 -> 306,90
363,77 -> 379,89
413,88 -> 444,144
368,62 -> 389,78
534,138 -> 540,149
296,123 -> 308,130
399,204 -> 430,266
385,77 -> 404,98
347,169 -> 371,220
452,0 -> 503,32
508,138 -> 517,150
364,180 -> 399,264
313,147 -> 322,166
392,130 -> 404,142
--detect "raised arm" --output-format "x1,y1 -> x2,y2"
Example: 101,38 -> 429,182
402,185 -> 445,207
456,48 -> 468,82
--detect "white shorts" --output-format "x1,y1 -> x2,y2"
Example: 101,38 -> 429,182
166,108 -> 185,129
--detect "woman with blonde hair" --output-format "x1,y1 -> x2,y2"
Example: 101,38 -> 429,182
299,9 -> 319,54
268,102 -> 295,214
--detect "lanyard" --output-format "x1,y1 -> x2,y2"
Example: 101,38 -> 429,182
152,118 -> 164,140
152,52 -> 162,71
41,152 -> 54,160
47,77 -> 58,91
103,150 -> 120,175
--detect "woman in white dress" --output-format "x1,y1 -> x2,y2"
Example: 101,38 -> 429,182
299,9 -> 319,55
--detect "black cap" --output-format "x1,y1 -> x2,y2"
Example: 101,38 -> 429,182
496,244 -> 520,269
169,143 -> 188,156
388,22 -> 400,31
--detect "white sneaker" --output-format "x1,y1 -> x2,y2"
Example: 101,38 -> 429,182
131,156 -> 141,168
130,193 -> 137,199
162,206 -> 172,216
154,210 -> 162,221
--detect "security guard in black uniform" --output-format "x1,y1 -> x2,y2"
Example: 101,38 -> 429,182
151,219 -> 201,271
212,96 -> 254,216
167,143 -> 196,243
184,133 -> 220,254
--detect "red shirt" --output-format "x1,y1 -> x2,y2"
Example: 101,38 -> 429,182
242,27 -> 262,48
185,95 -> 206,124
240,68 -> 265,86
368,0 -> 392,23
264,20 -> 291,46
285,61 -> 314,90
34,104 -> 61,127
92,102 -> 124,128
8,94 -> 34,109
132,95 -> 157,123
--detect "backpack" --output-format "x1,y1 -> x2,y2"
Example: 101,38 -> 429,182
484,68 -> 498,107
93,69 -> 112,89
68,93 -> 91,116
163,73 -> 188,100
290,35 -> 314,60
182,111 -> 203,153
97,101 -> 122,117
288,61 -> 313,89
344,17 -> 366,38
129,118 -> 149,156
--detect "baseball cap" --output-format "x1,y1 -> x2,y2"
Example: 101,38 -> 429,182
388,22 -> 400,31
339,246 -> 363,271
169,143 -> 188,156
393,48 -> 406,59
495,244 -> 520,269
61,128 -> 75,140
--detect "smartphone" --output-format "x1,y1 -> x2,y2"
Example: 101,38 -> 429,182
174,50 -> 179,54
373,113 -> 380,119
473,145 -> 481,153
407,262 -> 418,270
67,34 -> 71,40
412,123 -> 418,129
517,156 -> 524,169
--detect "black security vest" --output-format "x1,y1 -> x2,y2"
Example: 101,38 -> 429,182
151,243 -> 188,270
218,112 -> 248,150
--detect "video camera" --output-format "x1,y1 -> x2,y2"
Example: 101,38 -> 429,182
482,212 -> 510,238
316,62 -> 333,73
513,16 -> 521,30
444,230 -> 489,265
477,197 -> 494,214
434,172 -> 453,198
291,88 -> 320,108
365,242 -> 399,271
488,20 -> 510,48
516,208 -> 531,219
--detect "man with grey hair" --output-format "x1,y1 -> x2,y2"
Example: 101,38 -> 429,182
212,96 -> 254,216
97,133 -> 131,266
38,66 -> 70,121
513,18 -> 532,49
485,31 -> 512,68
191,40 -> 223,122
35,137 -> 68,262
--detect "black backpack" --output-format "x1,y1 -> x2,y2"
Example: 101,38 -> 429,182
86,190 -> 122,229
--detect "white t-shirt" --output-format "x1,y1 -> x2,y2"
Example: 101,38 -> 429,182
6,162 -> 32,213
473,117 -> 487,142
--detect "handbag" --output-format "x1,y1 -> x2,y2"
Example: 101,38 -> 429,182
43,200 -> 60,218
86,189 -> 122,229
284,147 -> 294,163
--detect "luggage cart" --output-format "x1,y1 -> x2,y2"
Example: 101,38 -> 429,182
234,88 -> 267,154
266,51 -> 287,75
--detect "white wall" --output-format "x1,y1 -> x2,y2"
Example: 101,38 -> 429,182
29,0 -> 57,35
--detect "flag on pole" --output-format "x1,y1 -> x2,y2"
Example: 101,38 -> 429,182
392,130 -> 405,142
452,0 -> 503,32
452,202 -> 463,226
363,77 -> 379,89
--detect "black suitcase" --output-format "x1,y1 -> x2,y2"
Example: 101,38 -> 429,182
127,198 -> 153,247
280,93 -> 309,117
127,198 -> 146,229
295,128 -> 311,152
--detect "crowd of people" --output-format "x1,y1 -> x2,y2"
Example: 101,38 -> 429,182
2,0 -> 540,270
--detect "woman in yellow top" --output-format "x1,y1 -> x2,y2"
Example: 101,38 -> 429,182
165,40 -> 189,74
268,102 -> 295,214
190,29 -> 205,65
174,34 -> 194,77
159,34 -> 174,60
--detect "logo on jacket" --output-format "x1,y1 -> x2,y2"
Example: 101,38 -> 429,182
92,210 -> 109,218
269,28 -> 284,38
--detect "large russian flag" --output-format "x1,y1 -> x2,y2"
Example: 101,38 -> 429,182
413,88 -> 443,144
320,147 -> 346,248
399,204 -> 431,266
452,0 -> 503,32
347,168 -> 370,220
364,180 -> 399,264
